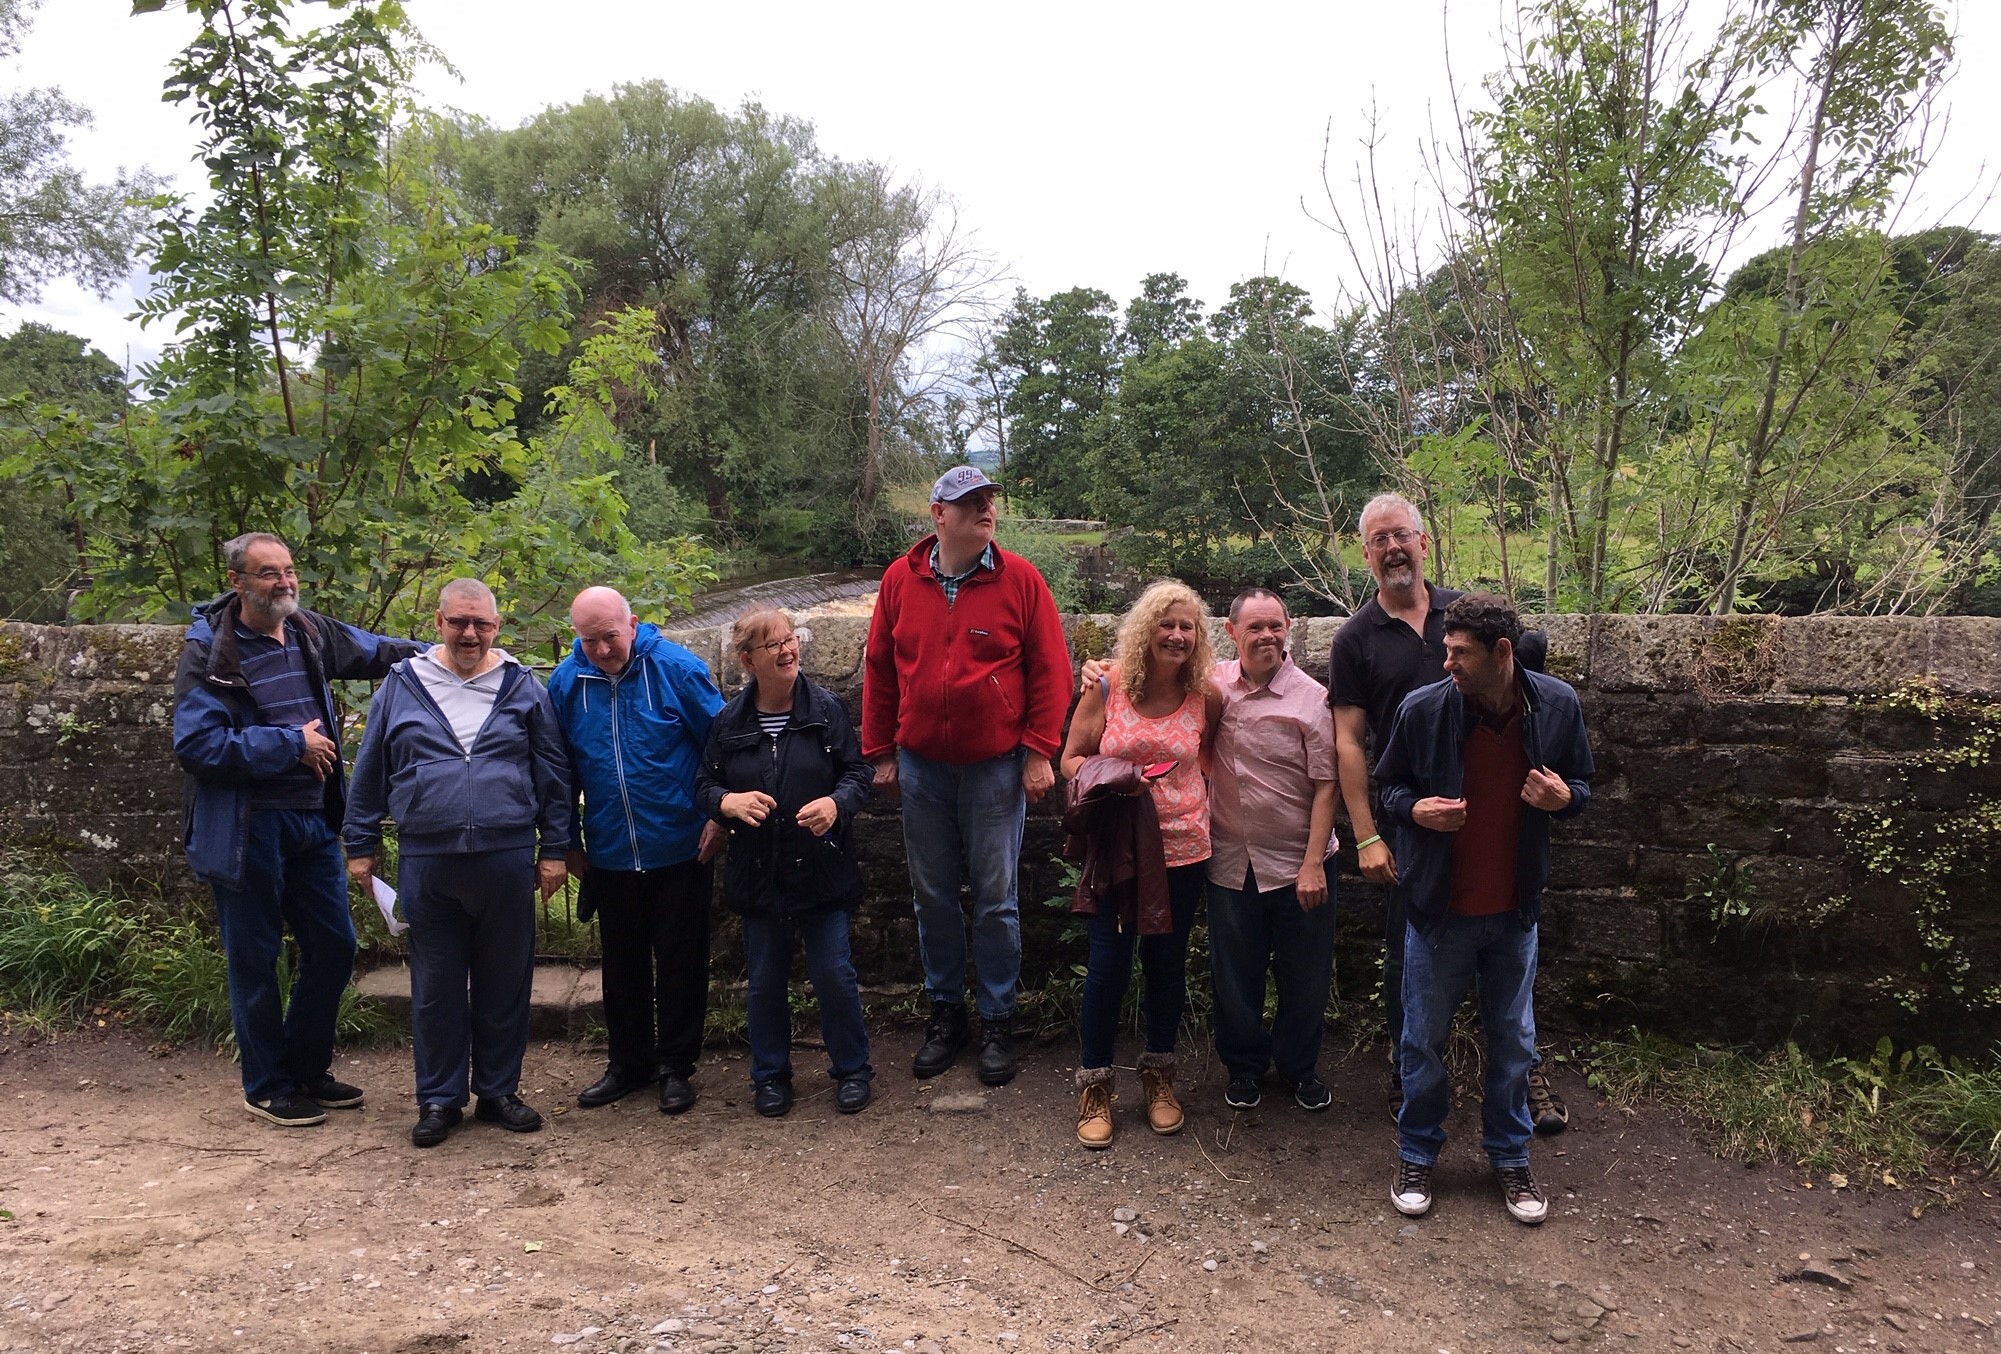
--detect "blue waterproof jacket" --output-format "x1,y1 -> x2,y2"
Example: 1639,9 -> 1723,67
343,654 -> 573,860
173,593 -> 422,889
546,623 -> 723,870
1373,667 -> 1595,939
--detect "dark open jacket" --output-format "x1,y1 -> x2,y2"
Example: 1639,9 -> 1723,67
1372,666 -> 1594,940
172,592 -> 421,888
696,676 -> 872,920
1061,755 -> 1174,937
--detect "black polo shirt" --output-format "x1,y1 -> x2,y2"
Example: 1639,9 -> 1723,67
1327,585 -> 1463,762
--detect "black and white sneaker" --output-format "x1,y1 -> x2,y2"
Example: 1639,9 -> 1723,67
244,1093 -> 327,1127
299,1075 -> 364,1109
1496,1165 -> 1548,1225
1292,1074 -> 1332,1112
1224,1075 -> 1261,1110
1392,1159 -> 1433,1217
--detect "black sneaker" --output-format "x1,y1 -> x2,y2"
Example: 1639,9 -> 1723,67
1496,1164 -> 1549,1224
1292,1074 -> 1332,1112
975,1015 -> 1017,1087
1392,1158 -> 1433,1217
753,1080 -> 793,1118
1224,1074 -> 1261,1110
243,1093 -> 327,1128
474,1094 -> 543,1133
298,1075 -> 363,1109
911,1001 -> 969,1079
411,1102 -> 462,1148
1527,1063 -> 1569,1135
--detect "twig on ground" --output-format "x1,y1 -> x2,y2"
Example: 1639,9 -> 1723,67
920,1207 -> 1109,1292
1197,1134 -> 1247,1184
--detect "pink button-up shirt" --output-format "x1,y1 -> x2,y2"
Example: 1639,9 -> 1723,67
1207,657 -> 1338,892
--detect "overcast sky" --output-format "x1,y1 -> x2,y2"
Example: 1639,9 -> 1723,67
5,0 -> 1997,375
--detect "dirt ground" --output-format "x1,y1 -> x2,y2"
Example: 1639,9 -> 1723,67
1,1027 -> 1996,1354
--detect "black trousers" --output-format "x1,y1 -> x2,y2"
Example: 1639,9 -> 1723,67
590,860 -> 712,1079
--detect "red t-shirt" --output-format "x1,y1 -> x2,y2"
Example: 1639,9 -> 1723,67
1450,699 -> 1528,916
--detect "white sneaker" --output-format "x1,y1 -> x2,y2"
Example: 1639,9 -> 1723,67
1392,1159 -> 1433,1217
1497,1165 -> 1548,1225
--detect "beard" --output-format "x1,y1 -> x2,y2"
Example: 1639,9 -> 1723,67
1380,558 -> 1418,590
244,590 -> 299,624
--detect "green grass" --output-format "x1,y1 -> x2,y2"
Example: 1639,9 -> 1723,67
1586,1030 -> 2001,1179
0,855 -> 399,1052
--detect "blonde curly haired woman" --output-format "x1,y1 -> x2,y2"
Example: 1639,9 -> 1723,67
1059,579 -> 1221,1148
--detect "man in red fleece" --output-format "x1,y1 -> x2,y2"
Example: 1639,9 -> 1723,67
863,465 -> 1073,1085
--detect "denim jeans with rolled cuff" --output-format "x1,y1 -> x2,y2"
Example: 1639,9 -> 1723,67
1396,912 -> 1538,1169
1077,863 -> 1204,1070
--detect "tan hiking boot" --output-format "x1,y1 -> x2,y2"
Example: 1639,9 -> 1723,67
1139,1054 -> 1184,1136
1076,1068 -> 1114,1150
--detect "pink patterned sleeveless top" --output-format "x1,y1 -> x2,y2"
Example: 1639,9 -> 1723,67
1100,682 -> 1210,867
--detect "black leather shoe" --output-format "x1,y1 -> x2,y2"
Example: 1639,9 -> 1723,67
658,1073 -> 696,1115
835,1077 -> 872,1114
753,1080 -> 793,1118
577,1066 -> 655,1108
975,1015 -> 1017,1087
912,1001 -> 969,1079
411,1103 -> 462,1148
474,1094 -> 543,1133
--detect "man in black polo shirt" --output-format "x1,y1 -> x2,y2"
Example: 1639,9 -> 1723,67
174,532 -> 423,1127
1328,493 -> 1565,1132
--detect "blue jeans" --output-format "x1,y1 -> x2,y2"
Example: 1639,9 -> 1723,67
1208,869 -> 1337,1083
1078,863 -> 1204,1069
210,809 -> 356,1103
741,908 -> 873,1087
401,849 -> 537,1108
899,747 -> 1026,1021
1397,914 -> 1538,1169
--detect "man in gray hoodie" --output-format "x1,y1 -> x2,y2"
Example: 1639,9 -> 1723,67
346,579 -> 572,1147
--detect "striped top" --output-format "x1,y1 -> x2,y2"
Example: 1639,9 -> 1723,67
756,708 -> 792,740
1099,683 -> 1210,867
235,622 -> 324,811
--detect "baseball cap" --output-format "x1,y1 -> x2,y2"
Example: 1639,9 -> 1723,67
930,465 -> 998,503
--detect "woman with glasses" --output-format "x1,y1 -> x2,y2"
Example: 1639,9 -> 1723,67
696,608 -> 875,1117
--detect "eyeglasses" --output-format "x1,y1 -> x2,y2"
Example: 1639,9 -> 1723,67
1365,528 -> 1421,549
243,567 -> 299,583
753,634 -> 800,655
442,616 -> 499,634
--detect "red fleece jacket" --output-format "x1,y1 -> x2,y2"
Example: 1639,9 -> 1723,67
862,536 -> 1073,766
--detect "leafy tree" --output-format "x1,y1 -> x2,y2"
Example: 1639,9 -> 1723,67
989,286 -> 1118,517
1,0 -> 708,629
0,323 -> 124,619
0,0 -> 164,303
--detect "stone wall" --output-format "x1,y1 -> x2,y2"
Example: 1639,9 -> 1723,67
3,612 -> 1997,1052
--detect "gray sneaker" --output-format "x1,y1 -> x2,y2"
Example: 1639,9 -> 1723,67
1392,1159 -> 1433,1217
1497,1165 -> 1548,1225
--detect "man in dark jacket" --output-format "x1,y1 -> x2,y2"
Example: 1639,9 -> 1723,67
1372,593 -> 1593,1228
172,532 -> 423,1128
344,579 -> 572,1147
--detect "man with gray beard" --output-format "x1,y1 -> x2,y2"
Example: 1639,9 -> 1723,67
173,532 -> 424,1127
1329,494 -> 1566,1134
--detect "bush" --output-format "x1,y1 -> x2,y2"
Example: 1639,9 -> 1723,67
0,858 -> 399,1051
0,859 -> 139,1019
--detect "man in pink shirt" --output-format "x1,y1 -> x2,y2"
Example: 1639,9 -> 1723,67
1206,589 -> 1341,1112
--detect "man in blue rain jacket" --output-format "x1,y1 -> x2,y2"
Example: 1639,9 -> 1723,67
546,585 -> 725,1114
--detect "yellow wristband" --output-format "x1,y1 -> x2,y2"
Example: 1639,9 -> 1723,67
1354,834 -> 1382,851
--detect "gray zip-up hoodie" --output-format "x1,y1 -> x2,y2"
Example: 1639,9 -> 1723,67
344,652 -> 573,860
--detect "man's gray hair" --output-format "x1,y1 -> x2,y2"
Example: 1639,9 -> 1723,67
437,577 -> 497,611
223,532 -> 287,575
1358,493 -> 1424,538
